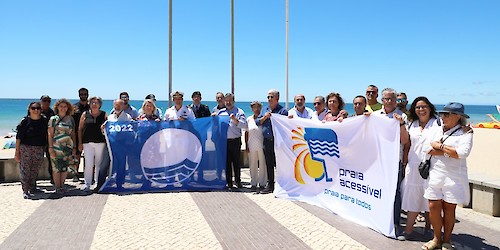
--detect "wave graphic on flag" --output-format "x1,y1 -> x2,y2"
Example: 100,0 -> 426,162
307,139 -> 339,158
143,159 -> 198,184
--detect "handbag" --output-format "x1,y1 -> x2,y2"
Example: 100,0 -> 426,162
418,157 -> 432,179
418,126 -> 461,179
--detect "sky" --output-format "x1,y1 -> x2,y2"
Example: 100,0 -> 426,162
1,0 -> 499,105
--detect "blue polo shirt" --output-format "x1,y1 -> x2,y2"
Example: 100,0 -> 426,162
256,104 -> 288,139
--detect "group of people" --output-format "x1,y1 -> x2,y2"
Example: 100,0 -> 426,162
14,85 -> 473,249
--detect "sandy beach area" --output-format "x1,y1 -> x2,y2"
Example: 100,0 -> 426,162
1,128 -> 499,180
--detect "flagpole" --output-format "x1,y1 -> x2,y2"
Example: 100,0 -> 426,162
231,0 -> 235,94
168,0 -> 173,107
285,0 -> 289,109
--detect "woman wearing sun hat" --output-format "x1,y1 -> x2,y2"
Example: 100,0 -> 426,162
422,102 -> 473,250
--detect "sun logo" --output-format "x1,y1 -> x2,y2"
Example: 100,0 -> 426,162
292,127 -> 339,184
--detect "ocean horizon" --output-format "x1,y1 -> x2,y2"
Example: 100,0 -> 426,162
1,98 -> 498,136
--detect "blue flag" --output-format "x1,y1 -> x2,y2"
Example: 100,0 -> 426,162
100,116 -> 229,192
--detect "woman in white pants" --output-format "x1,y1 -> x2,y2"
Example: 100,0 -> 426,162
245,101 -> 267,192
78,96 -> 107,192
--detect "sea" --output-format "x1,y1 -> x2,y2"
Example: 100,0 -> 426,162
1,98 -> 498,136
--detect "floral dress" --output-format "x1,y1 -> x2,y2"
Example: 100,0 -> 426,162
49,115 -> 77,172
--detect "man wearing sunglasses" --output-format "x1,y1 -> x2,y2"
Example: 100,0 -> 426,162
365,84 -> 383,112
256,89 -> 288,194
312,96 -> 328,121
396,92 -> 410,117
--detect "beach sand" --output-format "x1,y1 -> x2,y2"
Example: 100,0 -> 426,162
467,128 -> 500,181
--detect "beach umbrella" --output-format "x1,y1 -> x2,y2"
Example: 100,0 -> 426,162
3,139 -> 15,149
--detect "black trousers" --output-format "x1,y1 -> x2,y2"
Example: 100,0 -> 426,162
263,137 -> 276,190
226,138 -> 242,186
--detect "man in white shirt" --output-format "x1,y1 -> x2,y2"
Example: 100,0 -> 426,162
374,87 -> 409,240
164,91 -> 195,121
288,94 -> 314,119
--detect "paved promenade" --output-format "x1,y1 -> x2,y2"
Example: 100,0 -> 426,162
1,169 -> 499,250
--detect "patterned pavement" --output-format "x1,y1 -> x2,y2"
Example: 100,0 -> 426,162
1,169 -> 499,250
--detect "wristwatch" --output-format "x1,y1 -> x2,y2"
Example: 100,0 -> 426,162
444,153 -> 450,158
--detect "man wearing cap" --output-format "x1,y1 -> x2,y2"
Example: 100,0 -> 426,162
139,94 -> 163,118
288,94 -> 314,119
256,89 -> 288,194
245,101 -> 267,192
365,84 -> 383,112
189,91 -> 211,118
164,91 -> 195,121
40,95 -> 55,184
217,93 -> 247,189
373,87 -> 410,240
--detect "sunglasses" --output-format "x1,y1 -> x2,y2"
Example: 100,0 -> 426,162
440,112 -> 458,118
366,91 -> 376,94
396,98 -> 407,103
30,106 -> 42,110
267,96 -> 275,99
42,99 -> 51,102
415,105 -> 429,110
313,102 -> 322,106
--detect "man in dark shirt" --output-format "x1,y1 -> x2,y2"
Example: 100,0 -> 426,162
189,91 -> 211,118
256,89 -> 288,194
72,87 -> 90,182
40,95 -> 55,185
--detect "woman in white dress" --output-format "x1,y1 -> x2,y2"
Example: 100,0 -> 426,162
401,96 -> 439,239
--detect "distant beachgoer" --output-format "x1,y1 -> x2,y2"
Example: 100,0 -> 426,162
40,95 -> 55,184
373,87 -> 409,240
164,91 -> 195,121
245,101 -> 267,192
15,102 -> 48,199
48,98 -> 77,194
400,96 -> 438,240
211,92 -> 225,115
138,94 -> 163,118
72,88 -> 90,182
288,94 -> 314,119
422,102 -> 473,250
217,93 -> 247,190
78,96 -> 107,193
111,92 -> 139,119
189,91 -> 211,118
351,95 -> 367,116
397,92 -> 410,117
365,84 -> 383,112
138,99 -> 161,121
256,89 -> 288,194
312,96 -> 328,121
323,92 -> 347,122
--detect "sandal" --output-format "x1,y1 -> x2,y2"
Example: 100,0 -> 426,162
441,242 -> 453,250
417,213 -> 426,222
421,240 -> 440,250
